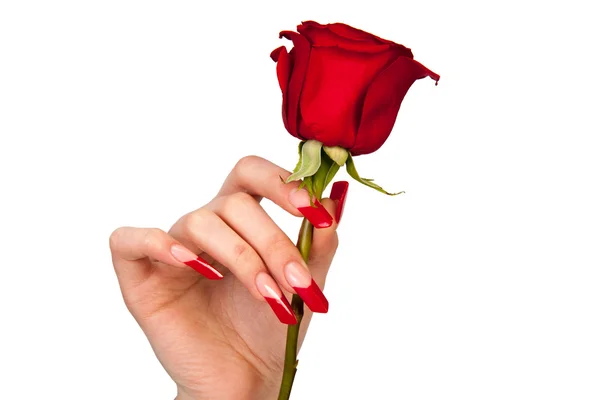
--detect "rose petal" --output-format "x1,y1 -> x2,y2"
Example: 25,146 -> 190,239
279,30 -> 312,138
299,21 -> 414,59
270,46 -> 285,62
328,24 -> 414,58
273,46 -> 294,133
301,21 -> 378,42
352,57 -> 440,155
329,22 -> 389,42
298,23 -> 392,54
299,20 -> 379,44
298,46 -> 400,149
301,21 -> 396,46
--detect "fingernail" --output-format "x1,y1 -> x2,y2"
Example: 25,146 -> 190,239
330,181 -> 349,223
285,261 -> 329,313
256,272 -> 297,325
289,189 -> 333,228
171,244 -> 223,280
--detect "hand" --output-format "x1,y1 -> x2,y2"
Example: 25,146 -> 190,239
109,156 -> 348,400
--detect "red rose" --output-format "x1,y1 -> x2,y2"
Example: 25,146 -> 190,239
271,21 -> 439,156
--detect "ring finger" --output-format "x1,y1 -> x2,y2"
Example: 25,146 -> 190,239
207,191 -> 329,314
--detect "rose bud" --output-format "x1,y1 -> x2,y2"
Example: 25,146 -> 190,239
271,20 -> 439,157
272,21 -> 439,196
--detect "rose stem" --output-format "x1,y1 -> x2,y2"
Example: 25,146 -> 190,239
277,217 -> 313,400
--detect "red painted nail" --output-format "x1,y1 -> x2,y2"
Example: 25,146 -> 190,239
330,181 -> 349,223
294,280 -> 329,313
171,244 -> 223,280
289,189 -> 333,228
256,272 -> 297,325
183,258 -> 224,280
264,296 -> 298,325
285,261 -> 328,313
297,199 -> 333,228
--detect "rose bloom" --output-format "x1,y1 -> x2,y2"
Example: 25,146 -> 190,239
271,21 -> 439,156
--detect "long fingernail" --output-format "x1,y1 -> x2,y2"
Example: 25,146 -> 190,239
330,181 -> 349,223
171,244 -> 223,280
289,189 -> 333,228
256,272 -> 297,325
284,261 -> 329,313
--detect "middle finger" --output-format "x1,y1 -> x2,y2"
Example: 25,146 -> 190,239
208,191 -> 329,313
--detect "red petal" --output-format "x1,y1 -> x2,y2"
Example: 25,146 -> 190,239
270,46 -> 285,62
298,23 -> 391,54
303,21 -> 409,49
352,57 -> 440,155
298,46 -> 399,148
329,23 -> 396,46
302,20 -> 379,42
299,21 -> 413,59
274,46 -> 294,133
279,31 -> 311,138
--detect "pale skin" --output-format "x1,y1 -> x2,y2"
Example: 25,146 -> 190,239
109,156 -> 341,399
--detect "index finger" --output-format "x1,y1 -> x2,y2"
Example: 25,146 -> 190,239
216,155 -> 333,228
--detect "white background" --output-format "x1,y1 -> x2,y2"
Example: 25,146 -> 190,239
1,0 -> 599,399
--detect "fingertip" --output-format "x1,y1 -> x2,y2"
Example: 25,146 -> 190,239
285,184 -> 306,217
289,188 -> 333,228
170,243 -> 224,280
319,198 -> 337,229
330,181 -> 349,224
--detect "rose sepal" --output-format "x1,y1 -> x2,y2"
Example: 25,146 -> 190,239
323,145 -> 349,166
345,154 -> 404,196
285,140 -> 323,193
312,148 -> 340,198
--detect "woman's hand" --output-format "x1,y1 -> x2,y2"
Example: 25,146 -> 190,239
109,156 -> 348,400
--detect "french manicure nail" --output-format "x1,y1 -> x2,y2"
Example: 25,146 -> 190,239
256,272 -> 297,325
285,261 -> 329,313
330,181 -> 349,223
171,244 -> 223,280
289,189 -> 333,228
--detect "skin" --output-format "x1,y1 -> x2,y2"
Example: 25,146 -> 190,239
109,156 -> 340,400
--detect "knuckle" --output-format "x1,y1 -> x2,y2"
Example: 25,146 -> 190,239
264,235 -> 292,257
142,228 -> 165,252
234,155 -> 262,175
223,191 -> 254,210
109,227 -> 126,251
180,208 -> 213,237
233,243 -> 259,268
232,155 -> 265,183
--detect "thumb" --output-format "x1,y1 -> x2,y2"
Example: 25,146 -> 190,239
308,181 -> 349,287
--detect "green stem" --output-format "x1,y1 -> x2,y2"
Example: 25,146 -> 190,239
277,217 -> 313,400
278,146 -> 339,399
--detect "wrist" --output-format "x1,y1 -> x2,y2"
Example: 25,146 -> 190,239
175,381 -> 279,400
175,391 -> 195,400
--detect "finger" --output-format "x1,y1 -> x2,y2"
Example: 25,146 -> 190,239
309,181 -> 350,286
169,209 -> 297,324
217,155 -> 333,228
109,227 -> 223,287
330,181 -> 349,224
208,191 -> 329,313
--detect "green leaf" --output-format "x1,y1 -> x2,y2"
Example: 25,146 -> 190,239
285,140 -> 323,183
345,154 -> 404,196
323,162 -> 340,194
290,141 -> 306,175
312,149 -> 340,199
